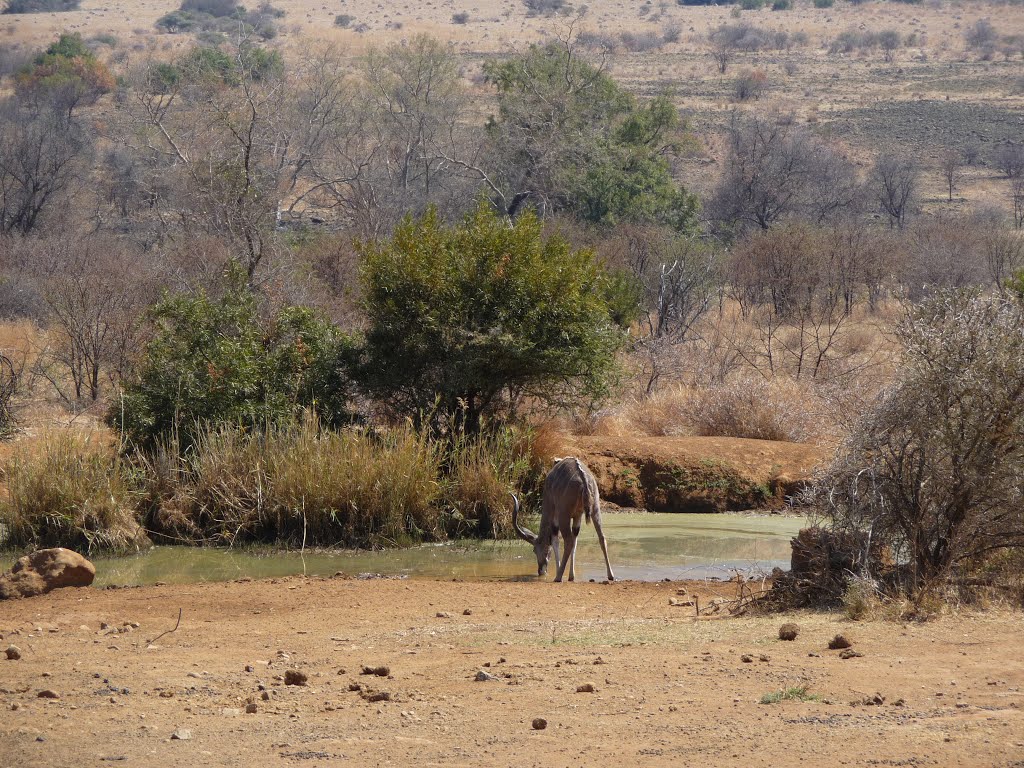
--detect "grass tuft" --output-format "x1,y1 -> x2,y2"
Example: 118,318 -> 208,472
759,686 -> 821,705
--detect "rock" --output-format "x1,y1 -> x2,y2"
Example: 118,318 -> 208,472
170,728 -> 191,740
778,623 -> 799,641
531,718 -> 547,730
839,648 -> 864,659
435,612 -> 452,619
348,683 -> 362,692
759,654 -> 770,663
5,645 -> 21,660
463,609 -> 472,616
475,670 -> 499,682
360,665 -> 389,677
828,634 -> 852,650
862,693 -> 885,706
740,654 -> 754,663
360,690 -> 390,702
669,597 -> 695,607
0,549 -> 96,600
576,683 -> 596,693
245,702 -> 258,714
284,670 -> 308,686
260,691 -> 271,701
37,690 -> 59,699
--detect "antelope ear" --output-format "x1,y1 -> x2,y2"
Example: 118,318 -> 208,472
551,456 -> 563,466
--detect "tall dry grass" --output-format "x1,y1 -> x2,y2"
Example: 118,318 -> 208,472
573,297 -> 899,446
444,426 -> 534,539
1,417 -> 543,551
576,377 -> 846,445
143,419 -> 445,547
0,431 -> 143,552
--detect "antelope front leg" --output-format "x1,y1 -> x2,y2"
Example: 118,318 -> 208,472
557,530 -> 579,582
554,531 -> 574,582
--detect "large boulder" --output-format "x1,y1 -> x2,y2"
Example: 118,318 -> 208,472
0,548 -> 96,600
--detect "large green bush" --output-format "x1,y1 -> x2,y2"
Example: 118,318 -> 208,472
111,268 -> 353,448
15,33 -> 114,115
351,202 -> 637,432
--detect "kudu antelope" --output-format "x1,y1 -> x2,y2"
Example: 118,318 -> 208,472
511,457 -> 615,582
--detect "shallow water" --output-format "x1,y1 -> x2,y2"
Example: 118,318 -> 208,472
1,513 -> 804,586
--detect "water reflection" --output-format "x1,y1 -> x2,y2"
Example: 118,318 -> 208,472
1,513 -> 805,586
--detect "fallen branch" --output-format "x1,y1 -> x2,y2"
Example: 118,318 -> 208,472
148,608 -> 182,645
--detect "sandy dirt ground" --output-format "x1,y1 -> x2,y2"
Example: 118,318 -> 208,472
1,577 -> 1023,767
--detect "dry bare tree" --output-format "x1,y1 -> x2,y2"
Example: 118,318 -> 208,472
972,213 -> 1024,292
995,143 -> 1024,180
604,225 -> 718,392
940,151 -> 960,202
124,37 -> 307,281
23,234 -> 157,404
709,113 -> 861,233
903,217 -> 985,299
0,97 -> 90,235
726,223 -> 869,381
1011,176 -> 1024,230
871,152 -> 918,229
815,292 -> 1024,594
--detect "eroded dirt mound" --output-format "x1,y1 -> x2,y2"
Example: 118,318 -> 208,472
557,435 -> 824,512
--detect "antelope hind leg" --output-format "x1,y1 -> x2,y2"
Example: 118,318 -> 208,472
592,513 -> 615,582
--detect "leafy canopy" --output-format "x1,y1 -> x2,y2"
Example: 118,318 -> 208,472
484,41 -> 698,230
351,202 -> 638,431
111,267 -> 353,448
15,33 -> 115,114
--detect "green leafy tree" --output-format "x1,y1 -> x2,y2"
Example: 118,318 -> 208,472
112,267 -> 353,448
480,38 -> 698,230
351,202 -> 638,432
15,33 -> 115,117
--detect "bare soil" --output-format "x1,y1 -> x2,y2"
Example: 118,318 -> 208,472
563,435 -> 823,512
2,577 -> 1022,767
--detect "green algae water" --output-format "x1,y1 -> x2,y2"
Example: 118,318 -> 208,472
1,513 -> 805,586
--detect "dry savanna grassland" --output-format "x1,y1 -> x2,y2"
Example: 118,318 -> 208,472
2,578 -> 1024,768
2,0 -> 1024,765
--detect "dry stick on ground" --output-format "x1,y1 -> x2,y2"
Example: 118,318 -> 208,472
148,608 -> 182,645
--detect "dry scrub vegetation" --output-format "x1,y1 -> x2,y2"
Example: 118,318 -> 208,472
0,0 -> 1022,605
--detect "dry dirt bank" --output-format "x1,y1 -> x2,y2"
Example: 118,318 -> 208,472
1,578 -> 1022,767
563,435 -> 824,512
